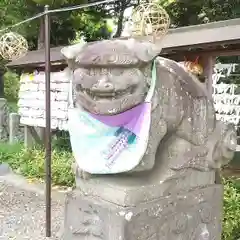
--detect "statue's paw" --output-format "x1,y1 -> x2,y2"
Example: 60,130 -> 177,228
78,169 -> 91,180
71,161 -> 92,180
211,122 -> 237,169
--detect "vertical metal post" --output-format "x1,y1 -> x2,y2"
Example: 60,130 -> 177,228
0,70 -> 4,98
44,5 -> 52,237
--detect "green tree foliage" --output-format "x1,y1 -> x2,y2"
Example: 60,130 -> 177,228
86,0 -> 142,37
163,0 -> 240,27
1,0 -> 240,48
107,0 -> 140,37
0,0 -> 38,49
3,71 -> 20,102
71,8 -> 112,42
0,0 -> 112,50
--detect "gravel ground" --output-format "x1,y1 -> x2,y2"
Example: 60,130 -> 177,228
0,176 -> 65,240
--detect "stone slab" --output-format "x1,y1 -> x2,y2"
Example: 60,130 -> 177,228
75,170 -> 215,206
0,174 -> 65,239
64,184 -> 223,240
0,163 -> 11,176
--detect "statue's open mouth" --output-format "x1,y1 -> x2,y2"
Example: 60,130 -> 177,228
74,78 -> 147,115
76,84 -> 135,101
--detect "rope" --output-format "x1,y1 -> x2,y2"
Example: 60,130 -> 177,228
0,13 -> 45,33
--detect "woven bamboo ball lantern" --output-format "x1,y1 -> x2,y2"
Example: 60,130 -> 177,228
0,32 -> 28,60
131,1 -> 170,41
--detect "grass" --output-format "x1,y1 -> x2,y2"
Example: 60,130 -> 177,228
0,142 -> 75,187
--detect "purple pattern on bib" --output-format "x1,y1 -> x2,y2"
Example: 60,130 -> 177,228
90,102 -> 151,137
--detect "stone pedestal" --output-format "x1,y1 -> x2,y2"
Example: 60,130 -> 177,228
0,98 -> 8,141
64,182 -> 223,240
9,113 -> 20,144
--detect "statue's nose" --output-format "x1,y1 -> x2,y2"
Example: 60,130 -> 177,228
92,78 -> 114,92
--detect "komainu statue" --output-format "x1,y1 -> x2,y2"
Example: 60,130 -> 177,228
61,39 -> 237,240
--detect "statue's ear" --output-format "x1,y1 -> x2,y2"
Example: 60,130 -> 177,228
124,39 -> 161,63
61,42 -> 86,61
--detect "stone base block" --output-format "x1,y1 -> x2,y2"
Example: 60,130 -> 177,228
64,184 -> 223,240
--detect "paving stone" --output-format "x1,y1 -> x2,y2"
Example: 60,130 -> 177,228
0,179 -> 65,239
0,164 -> 11,176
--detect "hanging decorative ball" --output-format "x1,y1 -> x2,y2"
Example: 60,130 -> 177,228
131,1 -> 170,42
0,32 -> 28,61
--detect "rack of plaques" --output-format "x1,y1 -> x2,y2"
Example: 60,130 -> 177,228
212,63 -> 240,146
18,68 -> 71,132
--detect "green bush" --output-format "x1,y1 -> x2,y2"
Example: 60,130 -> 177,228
8,101 -> 18,113
222,177 -> 240,240
0,143 -> 74,187
52,130 -> 71,152
3,70 -> 20,102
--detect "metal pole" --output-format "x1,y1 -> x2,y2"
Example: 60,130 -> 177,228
0,69 -> 4,98
44,4 -> 52,237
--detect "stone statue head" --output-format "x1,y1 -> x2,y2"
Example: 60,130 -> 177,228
61,39 -> 160,115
